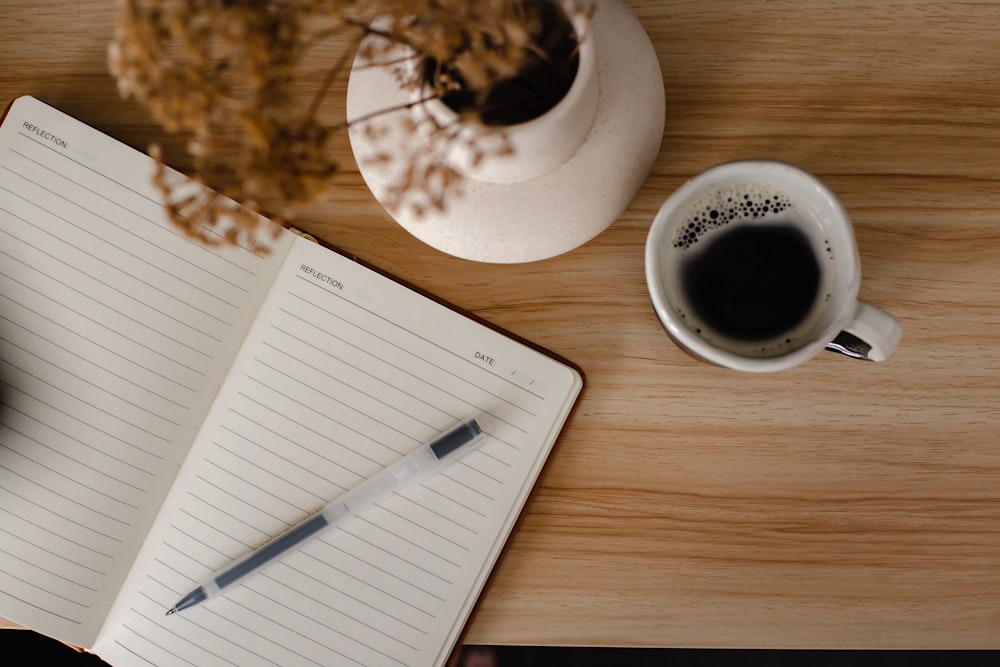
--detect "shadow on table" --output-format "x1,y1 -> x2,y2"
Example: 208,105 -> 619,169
7,631 -> 999,665
466,646 -> 1000,667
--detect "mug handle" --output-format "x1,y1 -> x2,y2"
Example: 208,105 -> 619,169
825,301 -> 902,362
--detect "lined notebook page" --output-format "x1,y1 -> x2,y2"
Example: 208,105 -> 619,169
0,96 -> 293,647
96,238 -> 582,667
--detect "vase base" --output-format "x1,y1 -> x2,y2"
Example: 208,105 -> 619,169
347,0 -> 664,264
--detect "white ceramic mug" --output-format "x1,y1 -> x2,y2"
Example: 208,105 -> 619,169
645,160 -> 901,372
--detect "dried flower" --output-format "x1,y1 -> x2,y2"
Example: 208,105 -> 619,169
109,0 -> 590,250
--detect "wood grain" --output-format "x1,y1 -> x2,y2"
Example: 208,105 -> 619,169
2,0 -> 999,649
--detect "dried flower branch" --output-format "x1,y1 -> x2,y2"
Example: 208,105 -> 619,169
109,0 -> 590,250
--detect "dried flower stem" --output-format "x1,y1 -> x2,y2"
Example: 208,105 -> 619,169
109,0 -> 591,250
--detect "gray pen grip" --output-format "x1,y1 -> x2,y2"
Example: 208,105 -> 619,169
215,513 -> 330,590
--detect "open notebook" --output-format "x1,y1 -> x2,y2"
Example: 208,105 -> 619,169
0,96 -> 583,666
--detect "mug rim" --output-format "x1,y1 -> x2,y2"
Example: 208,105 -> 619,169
644,159 -> 862,372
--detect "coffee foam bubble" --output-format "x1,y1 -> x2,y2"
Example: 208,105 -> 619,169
672,185 -> 795,250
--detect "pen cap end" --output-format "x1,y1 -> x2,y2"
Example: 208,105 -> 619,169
430,419 -> 483,459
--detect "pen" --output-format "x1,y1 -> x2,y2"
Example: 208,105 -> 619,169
166,418 -> 485,614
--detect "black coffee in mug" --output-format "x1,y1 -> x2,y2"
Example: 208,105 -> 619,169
681,224 -> 821,342
666,185 -> 833,354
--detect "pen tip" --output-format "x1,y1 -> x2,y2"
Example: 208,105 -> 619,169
165,608 -> 176,616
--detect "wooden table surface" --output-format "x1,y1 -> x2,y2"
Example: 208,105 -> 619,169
2,0 -> 999,650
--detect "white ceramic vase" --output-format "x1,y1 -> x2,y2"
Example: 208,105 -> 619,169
347,0 -> 665,263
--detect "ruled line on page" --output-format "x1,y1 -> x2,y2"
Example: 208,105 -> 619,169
0,353 -> 175,444
176,509 -> 255,552
137,588 -> 284,667
0,267 -> 208,381
0,587 -> 84,625
296,276 -> 548,404
210,439 -> 328,504
0,286 -> 198,392
236,384 -> 394,466
371,502 -> 473,550
297,546 -> 442,612
353,513 -> 465,568
183,491 -> 277,542
0,218 -> 225,346
111,638 -> 165,667
0,441 -> 144,507
270,319 -> 457,422
0,310 -> 190,410
140,568 -> 370,667
1,414 -> 154,488
202,458 -> 311,515
224,408 -> 360,486
146,564 -> 378,664
162,540 -> 215,573
10,136 -> 174,225
392,493 -> 480,535
147,563 -> 309,666
218,420 -> 351,492
4,135 -> 272,315
0,525 -> 108,576
0,579 -> 95,623
1,569 -> 92,608
192,475 -> 294,528
0,463 -> 137,528
1,383 -> 164,464
251,357 -> 419,446
3,157 -> 246,307
9,145 -> 254,290
277,300 -> 529,434
0,333 -> 183,427
273,559 -> 432,633
221,595 -> 365,667
421,484 -> 488,519
153,557 -> 196,583
328,524 -> 455,586
260,342 -> 440,431
358,510 -> 469,558
0,483 -> 123,543
169,524 -> 236,562
0,545 -> 100,592
437,472 -> 495,502
0,182 -> 236,328
234,582 -> 409,667
241,369 -> 410,455
14,133 -> 264,271
257,571 -> 421,653
0,459 -> 134,525
473,446 -> 513,469
0,504 -> 115,560
120,622 -> 219,667
0,237 -> 217,361
456,457 -> 505,484
286,289 -> 539,419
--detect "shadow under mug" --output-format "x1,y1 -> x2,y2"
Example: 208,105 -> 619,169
644,160 -> 901,372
